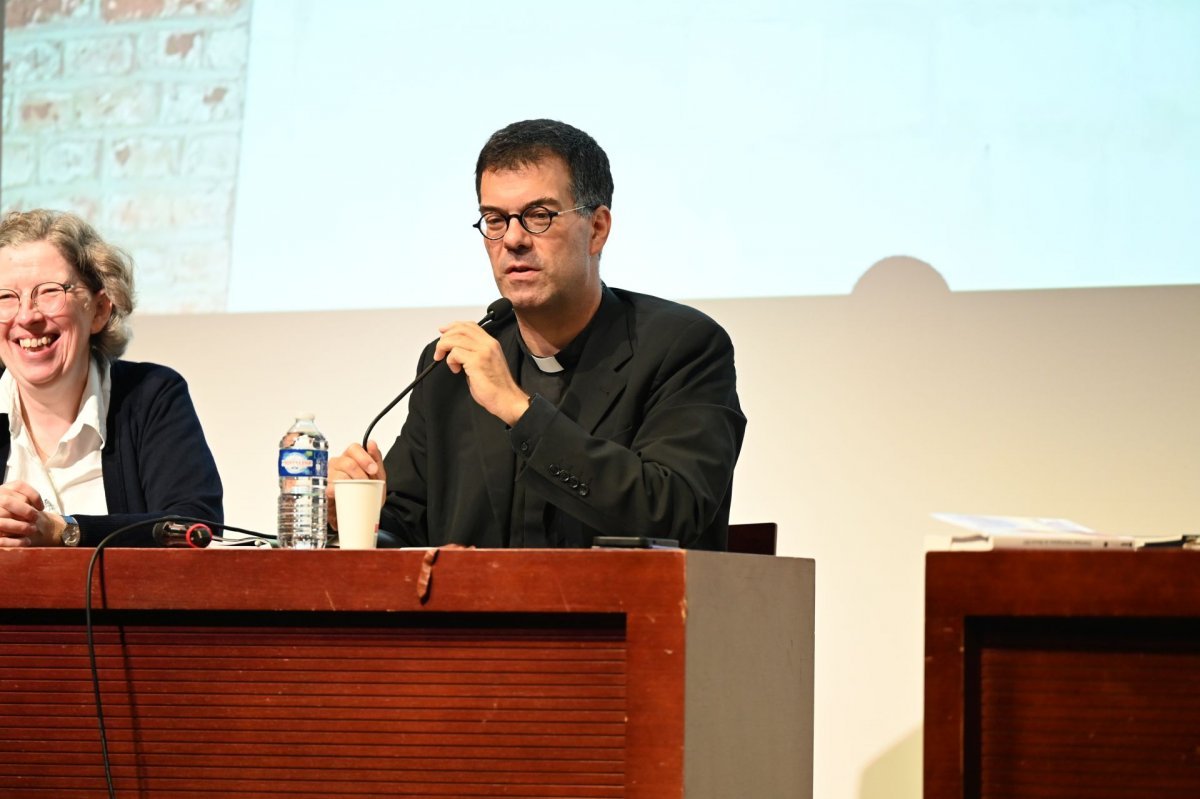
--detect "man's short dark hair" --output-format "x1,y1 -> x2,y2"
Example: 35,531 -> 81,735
475,119 -> 614,209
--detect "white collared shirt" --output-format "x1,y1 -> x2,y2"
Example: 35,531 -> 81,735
1,358 -> 110,517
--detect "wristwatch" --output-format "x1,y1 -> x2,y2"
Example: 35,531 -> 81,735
60,515 -> 81,547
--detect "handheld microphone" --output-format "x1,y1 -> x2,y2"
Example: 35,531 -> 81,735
361,297 -> 514,447
152,520 -> 213,548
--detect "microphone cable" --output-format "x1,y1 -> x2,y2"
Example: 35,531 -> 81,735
82,515 -> 272,798
360,297 -> 513,448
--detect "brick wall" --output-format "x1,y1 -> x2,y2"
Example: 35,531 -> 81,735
2,0 -> 252,313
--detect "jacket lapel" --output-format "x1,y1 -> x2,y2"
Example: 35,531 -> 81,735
560,289 -> 633,434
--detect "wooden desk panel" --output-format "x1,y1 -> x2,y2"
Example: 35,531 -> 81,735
926,551 -> 1200,799
0,549 -> 813,799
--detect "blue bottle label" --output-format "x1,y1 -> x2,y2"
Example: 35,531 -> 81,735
279,448 -> 328,478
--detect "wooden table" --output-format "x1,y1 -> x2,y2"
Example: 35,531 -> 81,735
925,550 -> 1200,799
0,548 -> 813,798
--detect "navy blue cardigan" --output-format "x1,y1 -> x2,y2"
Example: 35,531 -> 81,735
0,360 -> 223,546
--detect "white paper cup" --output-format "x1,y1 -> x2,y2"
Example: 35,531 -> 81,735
334,479 -> 385,550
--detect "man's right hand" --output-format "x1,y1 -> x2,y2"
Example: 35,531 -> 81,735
326,441 -> 385,531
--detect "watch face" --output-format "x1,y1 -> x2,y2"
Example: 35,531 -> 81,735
62,521 -> 81,547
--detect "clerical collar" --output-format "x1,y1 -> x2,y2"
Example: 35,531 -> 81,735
517,318 -> 589,374
516,286 -> 620,374
530,353 -> 564,374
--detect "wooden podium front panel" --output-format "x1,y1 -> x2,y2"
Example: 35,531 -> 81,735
926,551 -> 1200,799
0,549 -> 695,799
0,548 -> 812,798
975,618 -> 1200,798
0,613 -> 627,798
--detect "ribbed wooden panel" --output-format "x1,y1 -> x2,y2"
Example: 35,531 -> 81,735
977,625 -> 1200,799
0,619 -> 627,798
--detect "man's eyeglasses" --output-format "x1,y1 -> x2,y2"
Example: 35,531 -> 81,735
472,204 -> 597,240
0,282 -> 80,322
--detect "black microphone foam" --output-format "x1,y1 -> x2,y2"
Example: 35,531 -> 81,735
152,520 -> 212,548
361,298 -> 514,447
483,297 -> 513,328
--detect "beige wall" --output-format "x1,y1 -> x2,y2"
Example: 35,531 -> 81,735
125,259 -> 1200,799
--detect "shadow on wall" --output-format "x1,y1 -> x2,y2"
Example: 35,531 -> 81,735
859,726 -> 922,799
852,255 -> 951,298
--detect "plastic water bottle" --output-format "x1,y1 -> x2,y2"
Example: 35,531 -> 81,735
277,414 -> 328,549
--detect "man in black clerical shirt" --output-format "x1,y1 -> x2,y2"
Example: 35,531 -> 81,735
327,119 -> 745,550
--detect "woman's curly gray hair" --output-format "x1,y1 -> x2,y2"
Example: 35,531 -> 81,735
0,209 -> 135,362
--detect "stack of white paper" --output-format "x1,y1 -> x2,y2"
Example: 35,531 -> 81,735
924,514 -> 1189,551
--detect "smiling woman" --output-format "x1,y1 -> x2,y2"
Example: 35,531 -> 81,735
0,210 -> 223,547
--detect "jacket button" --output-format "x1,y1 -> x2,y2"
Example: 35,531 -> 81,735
548,464 -> 560,476
578,483 -> 590,497
560,472 -> 572,483
568,477 -> 580,488
519,441 -> 530,454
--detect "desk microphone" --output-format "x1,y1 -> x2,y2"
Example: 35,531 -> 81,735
361,297 -> 514,447
152,520 -> 213,548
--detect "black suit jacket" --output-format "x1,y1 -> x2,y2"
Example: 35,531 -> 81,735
0,360 -> 223,546
380,286 -> 745,550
